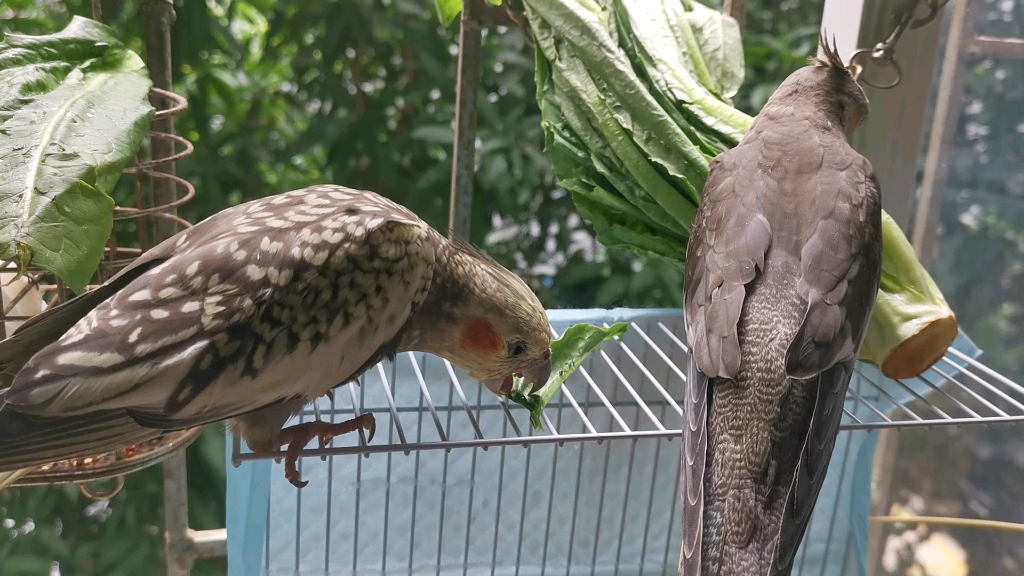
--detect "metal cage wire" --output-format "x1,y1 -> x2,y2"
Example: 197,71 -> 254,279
231,315 -> 1021,467
226,310 -> 1023,576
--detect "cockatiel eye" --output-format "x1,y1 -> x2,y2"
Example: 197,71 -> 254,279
508,340 -> 527,358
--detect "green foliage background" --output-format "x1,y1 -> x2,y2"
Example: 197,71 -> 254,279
3,0 -> 1023,574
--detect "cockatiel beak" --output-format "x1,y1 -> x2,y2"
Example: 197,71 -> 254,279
496,349 -> 552,395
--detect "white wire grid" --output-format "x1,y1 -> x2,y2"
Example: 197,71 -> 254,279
225,311 -> 1024,576
231,313 -> 1024,465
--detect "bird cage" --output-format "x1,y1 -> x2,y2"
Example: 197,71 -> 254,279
223,308 -> 1024,576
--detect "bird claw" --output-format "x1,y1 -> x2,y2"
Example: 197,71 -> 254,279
278,413 -> 377,488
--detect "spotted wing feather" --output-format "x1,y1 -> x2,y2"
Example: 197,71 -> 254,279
4,186 -> 436,434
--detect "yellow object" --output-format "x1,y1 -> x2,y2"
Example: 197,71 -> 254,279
0,468 -> 36,491
871,515 -> 1024,534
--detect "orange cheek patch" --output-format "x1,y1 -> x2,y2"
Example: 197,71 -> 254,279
458,318 -> 504,355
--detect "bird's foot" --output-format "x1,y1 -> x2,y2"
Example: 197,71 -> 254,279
278,413 -> 376,488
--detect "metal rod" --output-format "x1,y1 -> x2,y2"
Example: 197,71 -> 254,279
382,387 -> 395,576
163,451 -> 192,576
233,410 -> 1024,461
324,392 -> 336,570
610,324 -> 683,415
576,362 -> 632,433
614,374 -> 644,576
408,368 -> 425,574
443,360 -> 486,440
912,374 -> 980,418
408,352 -> 449,441
856,370 -> 924,421
376,363 -> 408,445
631,321 -> 688,387
911,0 -> 974,259
938,356 -> 1024,413
722,0 -> 748,32
656,322 -> 690,354
294,406 -> 304,573
949,347 -> 1024,397
598,349 -> 666,431
932,364 -> 1009,417
499,398 -> 525,437
818,431 -> 855,569
434,376 -> 457,576
461,387 -> 482,576
590,433 -> 614,576
347,378 -> 369,448
490,415 -> 510,576
540,419 -> 564,576
888,377 -> 951,419
565,382 -> 590,576
514,445 -> 533,576
846,388 -> 895,422
843,407 -> 864,425
143,0 -> 181,244
448,0 -> 483,240
968,36 -> 1024,59
558,385 -> 599,435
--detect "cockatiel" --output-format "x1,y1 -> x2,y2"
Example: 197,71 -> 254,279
679,37 -> 882,576
0,185 -> 552,489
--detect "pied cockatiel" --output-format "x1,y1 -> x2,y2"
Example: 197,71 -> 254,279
0,185 -> 552,488
679,38 -> 882,576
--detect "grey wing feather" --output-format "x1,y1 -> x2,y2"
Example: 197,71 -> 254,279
685,151 -> 772,381
681,147 -> 772,576
773,360 -> 854,574
774,158 -> 882,572
786,159 -> 881,378
679,352 -> 709,576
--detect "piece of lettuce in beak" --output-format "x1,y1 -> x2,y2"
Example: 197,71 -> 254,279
508,322 -> 629,430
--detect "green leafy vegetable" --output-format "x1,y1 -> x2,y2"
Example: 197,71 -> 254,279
522,0 -> 958,378
509,321 -> 628,430
858,212 -> 958,379
0,16 -> 154,292
434,0 -> 465,26
433,0 -> 503,27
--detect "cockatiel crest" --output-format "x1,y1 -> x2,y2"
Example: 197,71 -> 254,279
0,185 -> 552,488
680,33 -> 881,576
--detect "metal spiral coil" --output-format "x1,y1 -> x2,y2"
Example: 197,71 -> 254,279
5,87 -> 202,497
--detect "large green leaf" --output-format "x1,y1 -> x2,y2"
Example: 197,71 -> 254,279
0,16 -> 154,292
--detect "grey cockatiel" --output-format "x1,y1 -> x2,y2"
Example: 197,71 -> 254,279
679,37 -> 882,576
0,185 -> 552,489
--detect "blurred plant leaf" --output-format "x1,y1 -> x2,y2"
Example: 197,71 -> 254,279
0,15 -> 153,292
432,0 -> 503,26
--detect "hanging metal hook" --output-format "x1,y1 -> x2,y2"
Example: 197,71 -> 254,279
846,0 -> 951,89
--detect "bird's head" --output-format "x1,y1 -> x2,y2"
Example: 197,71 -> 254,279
410,239 -> 552,397
764,33 -> 870,135
810,33 -> 870,134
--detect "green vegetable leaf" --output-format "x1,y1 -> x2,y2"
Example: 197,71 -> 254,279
434,0 -> 464,26
0,16 -> 154,292
508,321 -> 629,430
433,0 -> 503,26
